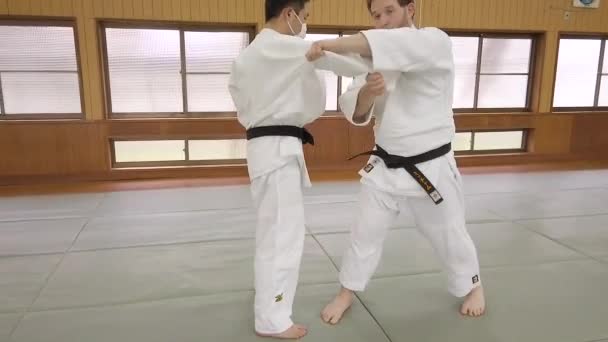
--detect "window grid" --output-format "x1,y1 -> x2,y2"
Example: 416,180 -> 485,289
455,130 -> 528,155
594,39 -> 606,107
100,22 -> 254,119
450,33 -> 536,113
553,36 -> 608,111
110,138 -> 248,168
0,20 -> 84,120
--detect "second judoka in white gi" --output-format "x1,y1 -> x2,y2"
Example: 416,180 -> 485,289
305,0 -> 487,325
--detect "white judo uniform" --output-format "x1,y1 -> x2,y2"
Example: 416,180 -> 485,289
338,26 -> 481,297
228,28 -> 369,334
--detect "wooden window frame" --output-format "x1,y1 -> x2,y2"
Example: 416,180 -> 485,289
454,129 -> 529,155
109,137 -> 247,169
0,18 -> 85,121
446,32 -> 538,114
99,21 -> 255,119
552,34 -> 608,112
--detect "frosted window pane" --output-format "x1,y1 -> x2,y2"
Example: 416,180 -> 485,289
185,31 -> 248,73
114,140 -> 185,162
599,76 -> 608,106
189,140 -> 247,160
106,28 -> 182,113
315,70 -> 338,111
474,131 -> 524,151
454,132 -> 472,151
604,45 -> 608,73
451,37 -> 478,108
453,74 -> 476,109
0,25 -> 77,71
478,75 -> 528,108
2,72 -> 81,114
480,38 -> 532,74
451,37 -> 479,73
187,74 -> 235,112
554,39 -> 601,107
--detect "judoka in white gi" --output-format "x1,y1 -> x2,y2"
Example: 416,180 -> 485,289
228,0 -> 370,339
305,0 -> 487,324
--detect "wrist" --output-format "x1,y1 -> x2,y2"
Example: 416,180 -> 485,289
320,39 -> 336,52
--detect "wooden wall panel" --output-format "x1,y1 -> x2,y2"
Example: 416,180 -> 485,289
304,117 -> 351,165
530,115 -> 574,154
0,0 -> 7,14
107,119 -> 245,138
7,0 -> 31,15
570,114 -> 608,154
0,123 -> 108,177
348,123 -> 376,157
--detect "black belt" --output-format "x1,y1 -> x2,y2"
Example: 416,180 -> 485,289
246,125 -> 314,145
349,143 -> 452,205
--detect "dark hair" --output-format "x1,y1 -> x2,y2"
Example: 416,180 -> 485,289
265,0 -> 310,22
366,0 -> 414,11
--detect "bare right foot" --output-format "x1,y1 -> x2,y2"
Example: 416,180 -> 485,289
321,287 -> 355,325
256,324 -> 308,340
460,285 -> 486,317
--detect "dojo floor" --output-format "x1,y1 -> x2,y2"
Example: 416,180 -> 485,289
2,170 -> 608,342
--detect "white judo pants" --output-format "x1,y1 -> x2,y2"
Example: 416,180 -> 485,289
250,160 -> 305,334
340,156 -> 481,297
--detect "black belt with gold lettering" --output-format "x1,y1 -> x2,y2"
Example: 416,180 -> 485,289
349,143 -> 452,205
246,125 -> 314,145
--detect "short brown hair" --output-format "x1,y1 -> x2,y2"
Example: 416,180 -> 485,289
366,0 -> 414,11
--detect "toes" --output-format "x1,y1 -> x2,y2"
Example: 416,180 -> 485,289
321,310 -> 332,323
329,315 -> 340,325
295,326 -> 308,338
460,305 -> 468,315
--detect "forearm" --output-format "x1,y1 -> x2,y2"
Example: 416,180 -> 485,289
321,33 -> 372,58
353,88 -> 375,123
311,51 -> 371,77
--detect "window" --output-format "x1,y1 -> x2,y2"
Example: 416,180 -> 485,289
0,21 -> 83,119
553,37 -> 607,110
111,138 -> 247,168
305,31 -> 356,112
454,130 -> 527,153
449,34 -> 535,112
101,23 -> 252,117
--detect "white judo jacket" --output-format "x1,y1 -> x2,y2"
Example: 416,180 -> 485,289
340,26 -> 457,196
229,28 -> 371,186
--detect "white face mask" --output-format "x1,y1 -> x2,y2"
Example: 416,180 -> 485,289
287,11 -> 307,39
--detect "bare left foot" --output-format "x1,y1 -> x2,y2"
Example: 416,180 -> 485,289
255,324 -> 308,340
460,285 -> 485,317
321,287 -> 355,325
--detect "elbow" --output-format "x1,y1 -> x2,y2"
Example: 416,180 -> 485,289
358,33 -> 373,58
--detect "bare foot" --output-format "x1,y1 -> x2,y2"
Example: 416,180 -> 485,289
256,324 -> 308,340
321,287 -> 355,325
460,285 -> 485,317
